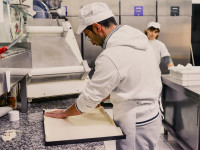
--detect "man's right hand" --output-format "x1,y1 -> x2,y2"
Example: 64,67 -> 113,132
45,110 -> 68,119
45,103 -> 82,119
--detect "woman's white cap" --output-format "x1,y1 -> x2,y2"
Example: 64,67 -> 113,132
147,22 -> 161,29
76,2 -> 114,34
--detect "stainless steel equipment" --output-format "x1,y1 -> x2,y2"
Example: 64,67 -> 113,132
24,19 -> 90,100
120,0 -> 156,33
157,0 -> 192,74
162,75 -> 200,150
0,18 -> 90,101
61,0 -> 83,58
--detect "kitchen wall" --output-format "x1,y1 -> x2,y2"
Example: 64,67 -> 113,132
192,0 -> 200,3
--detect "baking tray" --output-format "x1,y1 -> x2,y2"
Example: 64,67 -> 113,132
44,133 -> 126,146
43,108 -> 126,146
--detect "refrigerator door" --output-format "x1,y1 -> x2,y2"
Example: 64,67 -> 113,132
157,0 -> 192,74
157,0 -> 192,16
121,0 -> 156,16
120,0 -> 156,51
158,16 -> 191,74
121,16 -> 155,33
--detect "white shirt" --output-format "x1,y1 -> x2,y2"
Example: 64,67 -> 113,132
149,39 -> 170,65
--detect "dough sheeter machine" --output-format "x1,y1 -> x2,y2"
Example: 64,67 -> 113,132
0,19 -> 90,111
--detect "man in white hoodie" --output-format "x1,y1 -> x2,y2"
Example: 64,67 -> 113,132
45,2 -> 162,150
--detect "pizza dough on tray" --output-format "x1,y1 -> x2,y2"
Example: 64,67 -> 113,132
44,106 -> 123,142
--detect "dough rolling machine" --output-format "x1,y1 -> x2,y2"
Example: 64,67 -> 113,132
0,19 -> 90,102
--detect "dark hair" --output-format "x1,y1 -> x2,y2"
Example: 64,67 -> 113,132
85,17 -> 117,33
144,27 -> 160,39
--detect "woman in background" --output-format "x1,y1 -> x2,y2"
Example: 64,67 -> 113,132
145,22 -> 174,68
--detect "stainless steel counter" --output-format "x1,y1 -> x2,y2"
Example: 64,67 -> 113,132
162,75 -> 200,150
162,75 -> 200,97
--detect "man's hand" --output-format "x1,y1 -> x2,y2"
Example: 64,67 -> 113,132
44,110 -> 69,119
44,103 -> 82,119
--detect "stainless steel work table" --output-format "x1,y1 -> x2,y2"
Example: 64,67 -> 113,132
162,75 -> 200,150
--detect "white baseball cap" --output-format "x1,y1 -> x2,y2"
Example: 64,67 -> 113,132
147,22 -> 160,29
76,2 -> 114,34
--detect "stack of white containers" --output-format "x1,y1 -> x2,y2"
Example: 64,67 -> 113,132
169,64 -> 200,86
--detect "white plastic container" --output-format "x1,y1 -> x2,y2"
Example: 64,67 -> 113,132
0,106 -> 12,117
169,76 -> 200,86
8,110 -> 19,121
169,66 -> 200,86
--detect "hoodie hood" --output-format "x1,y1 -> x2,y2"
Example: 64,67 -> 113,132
104,25 -> 149,51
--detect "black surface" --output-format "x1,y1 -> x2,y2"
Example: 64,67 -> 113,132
192,4 -> 200,43
45,134 -> 126,146
191,4 -> 200,66
191,43 -> 200,66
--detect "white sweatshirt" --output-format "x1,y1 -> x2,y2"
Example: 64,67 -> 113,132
76,25 -> 162,122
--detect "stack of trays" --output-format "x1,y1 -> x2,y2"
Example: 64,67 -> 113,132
169,66 -> 200,86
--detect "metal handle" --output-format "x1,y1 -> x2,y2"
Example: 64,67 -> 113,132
7,34 -> 27,49
197,106 -> 200,126
190,43 -> 195,66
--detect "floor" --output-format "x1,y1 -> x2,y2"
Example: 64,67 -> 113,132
104,108 -> 183,150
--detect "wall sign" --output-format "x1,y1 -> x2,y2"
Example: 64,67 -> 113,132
134,6 -> 143,16
171,6 -> 180,16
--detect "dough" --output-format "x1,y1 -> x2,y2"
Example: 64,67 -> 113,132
1,130 -> 19,142
44,107 -> 123,142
